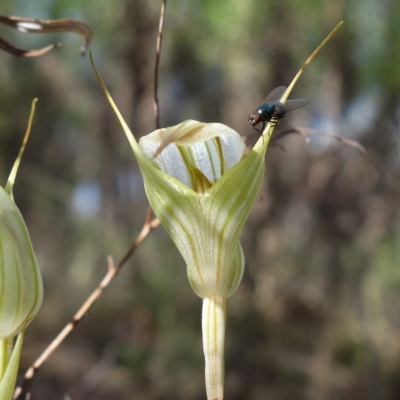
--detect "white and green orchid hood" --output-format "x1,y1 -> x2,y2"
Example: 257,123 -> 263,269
138,120 -> 261,299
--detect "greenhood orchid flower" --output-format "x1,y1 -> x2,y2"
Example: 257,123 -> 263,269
91,21 -> 342,400
138,120 -> 250,300
135,118 -> 265,400
0,100 -> 43,400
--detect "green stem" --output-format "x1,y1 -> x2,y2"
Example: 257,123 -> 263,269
0,333 -> 24,400
0,338 -> 12,381
202,296 -> 227,400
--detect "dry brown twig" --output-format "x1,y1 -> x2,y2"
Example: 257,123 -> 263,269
274,126 -> 367,153
13,1 -> 169,398
243,125 -> 366,155
0,36 -> 61,58
0,15 -> 92,56
153,0 -> 167,129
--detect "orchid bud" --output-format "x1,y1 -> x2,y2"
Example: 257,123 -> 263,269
0,99 -> 43,399
0,186 -> 43,339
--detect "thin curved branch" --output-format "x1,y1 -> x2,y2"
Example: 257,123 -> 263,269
0,15 -> 92,56
0,36 -> 61,57
153,0 -> 167,129
274,126 -> 367,154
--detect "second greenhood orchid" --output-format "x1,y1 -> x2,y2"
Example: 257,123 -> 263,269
0,100 -> 43,400
91,21 -> 342,400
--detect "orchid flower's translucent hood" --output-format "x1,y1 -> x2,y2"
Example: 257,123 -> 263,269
137,120 -> 263,298
91,62 -> 271,298
139,120 -> 246,190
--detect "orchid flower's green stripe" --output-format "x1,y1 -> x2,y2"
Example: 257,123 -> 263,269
11,249 -> 22,328
224,242 -> 244,295
177,146 -> 196,188
214,137 -> 224,177
186,146 -> 203,183
203,140 -> 218,181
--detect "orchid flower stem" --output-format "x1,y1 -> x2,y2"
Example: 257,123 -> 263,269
0,333 -> 24,399
0,338 -> 12,381
202,296 -> 227,400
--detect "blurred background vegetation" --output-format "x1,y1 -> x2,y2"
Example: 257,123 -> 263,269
1,0 -> 400,399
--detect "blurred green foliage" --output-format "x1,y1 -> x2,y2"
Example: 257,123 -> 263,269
1,0 -> 400,399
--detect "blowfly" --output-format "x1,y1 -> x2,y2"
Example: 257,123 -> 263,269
249,86 -> 309,134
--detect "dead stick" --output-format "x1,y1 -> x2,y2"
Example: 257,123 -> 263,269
153,0 -> 167,129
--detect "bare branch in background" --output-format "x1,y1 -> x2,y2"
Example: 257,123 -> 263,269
275,126 -> 367,154
0,15 -> 92,56
243,126 -> 366,155
153,0 -> 167,129
13,209 -> 160,400
0,36 -> 60,57
13,2 -> 169,398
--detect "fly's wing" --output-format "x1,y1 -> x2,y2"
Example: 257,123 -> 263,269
261,86 -> 286,105
283,99 -> 309,111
